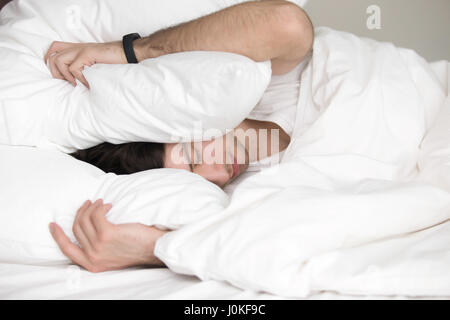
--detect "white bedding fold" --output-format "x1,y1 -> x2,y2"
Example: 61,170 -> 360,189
154,27 -> 450,298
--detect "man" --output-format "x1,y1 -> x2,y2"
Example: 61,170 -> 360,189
47,0 -> 313,272
69,116 -> 293,188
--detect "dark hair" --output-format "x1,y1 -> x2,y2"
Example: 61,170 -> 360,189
70,142 -> 165,175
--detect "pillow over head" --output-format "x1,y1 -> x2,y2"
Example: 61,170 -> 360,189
0,0 -> 310,151
44,52 -> 272,151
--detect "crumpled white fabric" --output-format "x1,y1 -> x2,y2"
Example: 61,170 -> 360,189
154,27 -> 450,298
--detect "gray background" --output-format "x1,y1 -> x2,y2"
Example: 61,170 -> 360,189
303,0 -> 450,62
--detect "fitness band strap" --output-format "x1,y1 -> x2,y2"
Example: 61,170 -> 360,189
122,33 -> 141,64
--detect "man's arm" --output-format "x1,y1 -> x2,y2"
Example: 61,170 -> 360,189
133,0 -> 313,75
45,0 -> 313,87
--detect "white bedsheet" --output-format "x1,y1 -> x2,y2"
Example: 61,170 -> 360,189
0,263 -> 278,300
0,263 -> 442,300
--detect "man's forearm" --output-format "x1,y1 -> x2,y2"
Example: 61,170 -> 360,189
133,0 -> 313,75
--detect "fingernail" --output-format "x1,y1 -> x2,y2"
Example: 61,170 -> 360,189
49,223 -> 55,233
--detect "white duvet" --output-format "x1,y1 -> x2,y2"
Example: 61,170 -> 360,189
154,28 -> 450,298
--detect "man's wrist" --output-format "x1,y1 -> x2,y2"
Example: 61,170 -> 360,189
142,227 -> 169,267
133,37 -> 167,62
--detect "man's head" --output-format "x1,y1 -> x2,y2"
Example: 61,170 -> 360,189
71,134 -> 249,188
164,134 -> 249,188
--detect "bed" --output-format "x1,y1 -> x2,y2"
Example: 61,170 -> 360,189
1,0 -> 449,300
2,263 -> 446,300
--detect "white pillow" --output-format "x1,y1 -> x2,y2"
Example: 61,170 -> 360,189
0,145 -> 228,264
43,52 -> 272,151
0,0 -> 287,151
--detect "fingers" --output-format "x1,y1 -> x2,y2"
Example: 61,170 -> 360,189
49,222 -> 93,271
47,55 -> 66,81
84,199 -> 111,233
56,62 -> 77,87
50,51 -> 77,87
69,58 -> 91,89
48,54 -> 91,88
44,41 -> 74,63
45,42 -> 91,89
49,199 -> 114,272
74,199 -> 113,247
90,200 -> 113,234
73,200 -> 97,249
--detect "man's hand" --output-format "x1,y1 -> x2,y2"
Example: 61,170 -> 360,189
44,41 -> 127,89
49,199 -> 169,273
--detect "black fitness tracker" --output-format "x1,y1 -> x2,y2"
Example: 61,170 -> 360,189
122,33 -> 141,64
